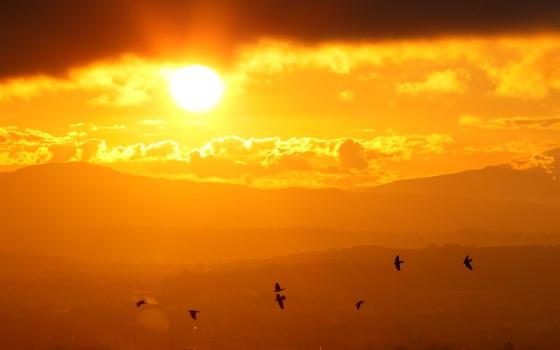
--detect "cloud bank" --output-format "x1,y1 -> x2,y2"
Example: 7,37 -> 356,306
3,0 -> 560,78
0,126 -> 455,187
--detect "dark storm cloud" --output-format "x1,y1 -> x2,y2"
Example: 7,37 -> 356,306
0,0 -> 140,77
1,0 -> 560,78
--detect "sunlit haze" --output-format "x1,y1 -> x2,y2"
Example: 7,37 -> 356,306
2,1 -> 560,349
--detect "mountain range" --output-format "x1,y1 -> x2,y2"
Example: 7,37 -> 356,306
2,151 -> 560,263
2,153 -> 559,232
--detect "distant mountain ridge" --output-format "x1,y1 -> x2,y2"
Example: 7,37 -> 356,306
367,165 -> 560,205
1,160 -> 560,234
366,147 -> 560,205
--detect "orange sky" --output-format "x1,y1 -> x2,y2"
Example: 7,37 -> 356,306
2,19 -> 560,187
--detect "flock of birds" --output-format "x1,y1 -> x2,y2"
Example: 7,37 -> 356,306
135,254 -> 475,319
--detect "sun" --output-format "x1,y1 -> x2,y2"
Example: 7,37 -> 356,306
169,65 -> 225,113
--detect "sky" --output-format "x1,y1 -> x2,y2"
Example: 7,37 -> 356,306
2,0 -> 560,187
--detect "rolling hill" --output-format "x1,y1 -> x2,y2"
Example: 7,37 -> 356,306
2,160 -> 560,263
0,161 -> 559,233
368,165 -> 560,205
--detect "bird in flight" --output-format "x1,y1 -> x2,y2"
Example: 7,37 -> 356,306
188,310 -> 200,320
136,299 -> 148,307
274,282 -> 285,293
394,255 -> 404,271
464,255 -> 474,270
356,300 -> 365,310
275,294 -> 286,310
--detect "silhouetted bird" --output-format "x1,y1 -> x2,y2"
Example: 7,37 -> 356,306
188,310 -> 200,320
464,255 -> 474,270
136,299 -> 147,307
356,300 -> 365,310
275,294 -> 286,310
274,282 -> 285,293
394,255 -> 404,271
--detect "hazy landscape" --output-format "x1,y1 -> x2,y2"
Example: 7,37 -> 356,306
1,161 -> 560,349
2,244 -> 560,350
4,1 -> 560,349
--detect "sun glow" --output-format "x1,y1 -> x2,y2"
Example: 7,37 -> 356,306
169,65 -> 225,113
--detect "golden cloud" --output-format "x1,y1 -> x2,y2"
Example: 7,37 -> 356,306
0,127 -> 455,187
2,35 -> 560,106
460,114 -> 560,130
397,70 -> 469,95
508,147 -> 560,176
0,57 -> 168,106
141,119 -> 168,126
236,36 -> 560,100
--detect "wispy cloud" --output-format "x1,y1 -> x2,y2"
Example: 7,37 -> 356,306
460,114 -> 560,130
141,119 -> 167,126
397,70 -> 469,95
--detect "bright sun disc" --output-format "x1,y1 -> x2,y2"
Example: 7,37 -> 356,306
169,65 -> 224,113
